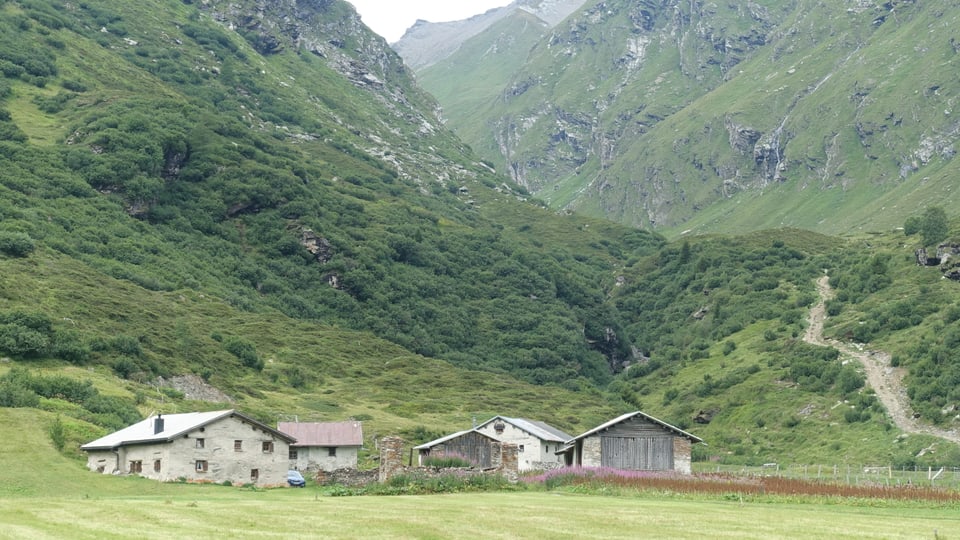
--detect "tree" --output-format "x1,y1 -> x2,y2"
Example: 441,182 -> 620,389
920,206 -> 949,247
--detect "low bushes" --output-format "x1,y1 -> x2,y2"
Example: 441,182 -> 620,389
524,467 -> 960,503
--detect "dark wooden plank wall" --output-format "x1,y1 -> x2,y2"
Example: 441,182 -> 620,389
600,435 -> 673,470
434,432 -> 494,468
599,417 -> 676,470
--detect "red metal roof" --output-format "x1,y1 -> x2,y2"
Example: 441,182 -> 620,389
277,421 -> 363,447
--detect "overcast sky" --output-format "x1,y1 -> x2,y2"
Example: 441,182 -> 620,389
349,0 -> 513,42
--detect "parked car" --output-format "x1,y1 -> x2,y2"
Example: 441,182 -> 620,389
287,470 -> 306,487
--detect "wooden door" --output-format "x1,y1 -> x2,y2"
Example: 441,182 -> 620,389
600,436 -> 673,470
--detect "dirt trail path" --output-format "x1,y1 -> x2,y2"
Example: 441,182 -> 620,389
805,275 -> 960,444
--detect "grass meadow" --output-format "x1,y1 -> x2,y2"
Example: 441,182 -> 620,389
2,407 -> 959,539
1,488 -> 958,540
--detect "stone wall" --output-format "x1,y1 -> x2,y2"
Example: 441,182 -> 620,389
673,437 -> 693,474
378,436 -> 404,483
582,436 -> 602,467
374,438 -> 519,486
315,467 -> 378,487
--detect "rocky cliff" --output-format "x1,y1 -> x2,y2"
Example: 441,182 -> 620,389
393,0 -> 587,69
419,0 -> 960,234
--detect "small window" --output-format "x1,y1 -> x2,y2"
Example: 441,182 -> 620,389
250,469 -> 259,482
234,440 -> 243,451
519,445 -> 525,453
129,460 -> 142,473
196,460 -> 208,472
262,441 -> 274,453
494,421 -> 505,434
289,449 -> 298,460
328,447 -> 337,457
153,459 -> 161,472
196,438 -> 205,449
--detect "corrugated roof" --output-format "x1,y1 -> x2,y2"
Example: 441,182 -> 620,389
81,410 -> 295,451
277,421 -> 363,447
478,416 -> 573,442
558,411 -> 703,452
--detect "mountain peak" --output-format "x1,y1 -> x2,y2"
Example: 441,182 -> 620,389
393,0 -> 586,69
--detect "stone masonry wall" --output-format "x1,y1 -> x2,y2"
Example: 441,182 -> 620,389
673,437 -> 693,474
378,436 -> 404,483
375,438 -> 519,486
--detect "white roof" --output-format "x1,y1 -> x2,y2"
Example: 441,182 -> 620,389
413,429 -> 501,450
81,410 -> 294,450
477,416 -> 573,443
558,411 -> 703,453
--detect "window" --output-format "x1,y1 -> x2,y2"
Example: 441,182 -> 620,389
196,460 -> 208,472
328,447 -> 337,457
129,460 -> 142,473
154,459 -> 161,472
196,438 -> 205,449
250,469 -> 259,482
519,445 -> 525,453
494,421 -> 505,434
289,449 -> 298,460
234,440 -> 243,452
262,441 -> 274,453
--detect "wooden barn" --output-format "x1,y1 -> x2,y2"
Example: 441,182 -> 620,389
413,429 -> 499,468
557,411 -> 703,474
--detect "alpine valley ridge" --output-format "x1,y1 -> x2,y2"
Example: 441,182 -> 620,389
0,0 -> 957,472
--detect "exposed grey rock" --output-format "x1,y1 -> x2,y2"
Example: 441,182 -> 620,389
393,0 -> 587,69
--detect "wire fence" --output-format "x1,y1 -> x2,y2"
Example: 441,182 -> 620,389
693,462 -> 960,490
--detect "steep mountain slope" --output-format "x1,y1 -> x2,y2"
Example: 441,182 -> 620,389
1,0 -> 958,468
418,0 -> 960,235
393,0 -> 585,69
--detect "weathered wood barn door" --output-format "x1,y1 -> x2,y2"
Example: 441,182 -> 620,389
598,416 -> 677,470
600,435 -> 673,470
444,432 -> 493,468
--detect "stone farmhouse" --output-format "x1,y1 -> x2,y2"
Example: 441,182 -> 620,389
81,410 -> 295,486
557,411 -> 703,474
277,420 -> 363,472
473,416 -> 572,471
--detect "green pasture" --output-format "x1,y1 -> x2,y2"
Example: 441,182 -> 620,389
2,407 -> 958,539
0,490 -> 957,540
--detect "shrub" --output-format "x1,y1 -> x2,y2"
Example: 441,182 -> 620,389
224,336 -> 263,370
0,232 -> 36,257
0,323 -> 49,356
421,452 -> 475,468
0,379 -> 40,407
109,335 -> 143,357
49,416 -> 66,451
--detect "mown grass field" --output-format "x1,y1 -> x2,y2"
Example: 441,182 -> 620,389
3,407 -> 958,539
1,489 -> 958,540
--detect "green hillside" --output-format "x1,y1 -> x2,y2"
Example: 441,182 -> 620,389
418,0 -> 960,236
0,0 -> 958,473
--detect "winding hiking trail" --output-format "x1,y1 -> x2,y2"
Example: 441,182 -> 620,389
804,275 -> 960,444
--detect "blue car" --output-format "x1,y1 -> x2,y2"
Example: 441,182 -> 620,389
287,470 -> 306,487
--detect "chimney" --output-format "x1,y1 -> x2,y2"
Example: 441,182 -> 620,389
154,414 -> 164,434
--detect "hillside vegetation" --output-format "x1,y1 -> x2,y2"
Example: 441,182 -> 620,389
418,0 -> 960,236
0,0 -> 958,470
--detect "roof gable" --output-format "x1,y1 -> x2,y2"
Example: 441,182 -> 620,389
476,415 -> 573,442
277,421 -> 363,447
413,429 -> 500,450
81,410 -> 295,451
565,411 -> 703,445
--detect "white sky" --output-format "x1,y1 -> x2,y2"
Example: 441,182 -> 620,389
348,0 -> 513,42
